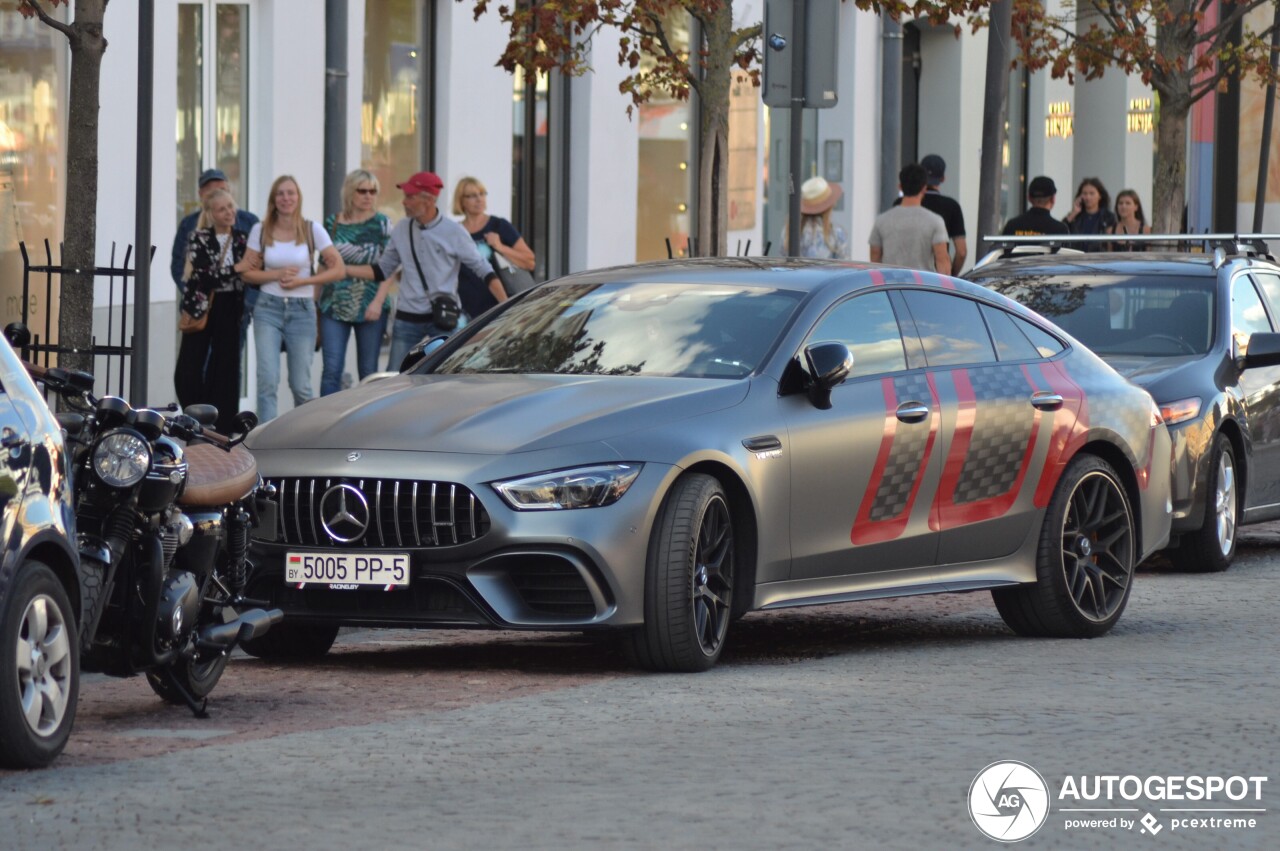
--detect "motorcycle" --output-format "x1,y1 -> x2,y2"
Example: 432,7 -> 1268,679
13,330 -> 282,730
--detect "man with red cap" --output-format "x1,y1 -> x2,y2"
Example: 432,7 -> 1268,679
374,171 -> 503,369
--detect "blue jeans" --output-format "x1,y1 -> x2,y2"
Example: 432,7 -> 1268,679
252,292 -> 316,421
320,312 -> 387,395
386,312 -> 467,373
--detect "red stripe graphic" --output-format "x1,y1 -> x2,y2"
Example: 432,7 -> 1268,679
850,376 -> 939,545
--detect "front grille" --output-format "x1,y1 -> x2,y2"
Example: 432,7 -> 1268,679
508,559 -> 597,617
260,477 -> 490,548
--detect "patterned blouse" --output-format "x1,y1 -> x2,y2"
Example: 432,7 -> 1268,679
181,227 -> 247,319
798,219 -> 848,260
320,212 -> 391,323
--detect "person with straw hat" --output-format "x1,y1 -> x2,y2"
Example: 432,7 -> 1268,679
785,176 -> 848,259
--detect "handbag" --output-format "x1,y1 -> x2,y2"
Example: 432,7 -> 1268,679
179,233 -> 232,334
492,249 -> 536,296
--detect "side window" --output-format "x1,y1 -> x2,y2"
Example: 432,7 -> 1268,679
981,305 -> 1042,361
1012,315 -> 1065,358
807,291 -> 907,379
902,290 -> 997,367
1232,276 -> 1273,342
1251,272 -> 1280,323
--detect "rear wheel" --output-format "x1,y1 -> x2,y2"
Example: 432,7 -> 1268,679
994,455 -> 1135,637
1170,434 -> 1236,573
241,621 -> 339,661
0,561 -> 79,769
624,473 -> 735,672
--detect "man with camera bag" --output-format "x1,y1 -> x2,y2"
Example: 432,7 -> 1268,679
374,171 -> 501,370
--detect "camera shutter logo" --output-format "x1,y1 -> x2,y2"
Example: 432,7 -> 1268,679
320,484 -> 370,543
968,761 -> 1050,842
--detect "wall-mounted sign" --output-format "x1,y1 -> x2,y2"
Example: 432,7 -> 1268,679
1127,98 -> 1154,134
1045,101 -> 1074,139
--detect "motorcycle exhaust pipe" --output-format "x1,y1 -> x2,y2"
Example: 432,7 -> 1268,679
197,607 -> 284,649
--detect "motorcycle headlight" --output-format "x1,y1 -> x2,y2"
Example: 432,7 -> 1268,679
92,429 -> 152,488
492,463 -> 643,510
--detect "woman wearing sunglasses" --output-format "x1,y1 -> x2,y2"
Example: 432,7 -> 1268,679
318,169 -> 394,394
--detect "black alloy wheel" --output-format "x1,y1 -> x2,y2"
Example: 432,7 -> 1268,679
994,455 -> 1135,637
625,473 -> 735,672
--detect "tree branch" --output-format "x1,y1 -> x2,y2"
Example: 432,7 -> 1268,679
22,0 -> 75,40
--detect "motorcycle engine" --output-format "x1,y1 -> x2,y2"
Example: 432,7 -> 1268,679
157,570 -> 202,641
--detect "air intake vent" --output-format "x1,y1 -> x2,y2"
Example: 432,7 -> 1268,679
260,477 -> 490,548
509,559 -> 596,617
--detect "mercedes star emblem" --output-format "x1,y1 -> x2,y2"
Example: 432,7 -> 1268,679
319,483 -> 370,543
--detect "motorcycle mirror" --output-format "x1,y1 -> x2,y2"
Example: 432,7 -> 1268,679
233,410 -> 259,434
184,403 -> 219,426
4,322 -> 31,348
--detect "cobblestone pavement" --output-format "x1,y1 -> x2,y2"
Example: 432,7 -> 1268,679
1,527 -> 1277,850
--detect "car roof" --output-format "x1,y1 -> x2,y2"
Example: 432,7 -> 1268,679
968,252 -> 1229,279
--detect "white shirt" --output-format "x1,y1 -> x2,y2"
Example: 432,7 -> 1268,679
247,220 -> 333,298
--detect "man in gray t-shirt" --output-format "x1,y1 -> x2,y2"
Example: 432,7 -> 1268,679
869,163 -> 951,275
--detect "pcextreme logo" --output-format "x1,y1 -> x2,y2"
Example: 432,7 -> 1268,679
969,761 -> 1269,842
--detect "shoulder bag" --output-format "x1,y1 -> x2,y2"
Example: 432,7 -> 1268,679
492,249 -> 536,297
407,221 -> 460,331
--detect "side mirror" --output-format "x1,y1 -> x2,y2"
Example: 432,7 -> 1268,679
233,410 -> 259,435
399,335 -> 449,373
4,322 -> 31,348
184,403 -> 219,426
803,341 -> 853,410
1242,331 -> 1280,370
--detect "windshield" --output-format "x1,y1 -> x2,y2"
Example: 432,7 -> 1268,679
975,274 -> 1215,356
431,281 -> 803,378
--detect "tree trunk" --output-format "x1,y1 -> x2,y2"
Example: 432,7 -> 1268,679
696,4 -> 733,257
57,0 -> 109,375
1152,102 -> 1188,235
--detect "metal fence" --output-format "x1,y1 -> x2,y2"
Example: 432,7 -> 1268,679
16,239 -> 151,400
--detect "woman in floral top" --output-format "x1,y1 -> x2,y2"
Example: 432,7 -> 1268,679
319,169 -> 393,395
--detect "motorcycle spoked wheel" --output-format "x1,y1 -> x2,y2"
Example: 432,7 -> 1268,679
145,603 -> 233,705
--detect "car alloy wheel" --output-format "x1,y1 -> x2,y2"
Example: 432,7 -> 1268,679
1171,434 -> 1237,573
0,562 -> 79,769
1211,448 -> 1237,558
993,455 -> 1135,638
625,473 -> 735,672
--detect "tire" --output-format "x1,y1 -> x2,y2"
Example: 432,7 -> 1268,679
1170,434 -> 1237,573
145,649 -> 230,705
240,621 -> 339,661
993,455 -> 1135,638
624,473 -> 735,672
0,561 -> 79,769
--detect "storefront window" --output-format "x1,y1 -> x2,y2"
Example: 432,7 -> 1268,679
0,4 -> 67,325
512,64 -> 550,280
636,13 -> 694,261
727,73 -> 757,232
362,0 -> 427,221
176,3 -> 249,220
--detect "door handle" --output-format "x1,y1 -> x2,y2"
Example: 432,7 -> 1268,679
895,401 -> 930,423
0,429 -> 27,450
1030,391 -> 1064,411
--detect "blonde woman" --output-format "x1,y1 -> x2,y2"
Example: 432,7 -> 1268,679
785,176 -> 848,259
319,169 -> 393,394
452,176 -> 526,317
240,175 -> 345,420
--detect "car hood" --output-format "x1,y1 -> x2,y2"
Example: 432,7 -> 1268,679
248,373 -> 750,454
1098,354 -> 1205,389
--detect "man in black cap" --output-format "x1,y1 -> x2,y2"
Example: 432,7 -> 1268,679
170,168 -> 260,293
1001,176 -> 1070,237
893,154 -> 967,274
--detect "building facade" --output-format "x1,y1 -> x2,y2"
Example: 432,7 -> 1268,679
0,1 -> 1159,414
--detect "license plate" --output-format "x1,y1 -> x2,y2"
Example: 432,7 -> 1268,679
285,552 -> 410,589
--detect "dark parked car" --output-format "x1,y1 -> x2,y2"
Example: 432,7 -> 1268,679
245,259 -> 1171,671
969,241 -> 1280,571
0,336 -> 80,768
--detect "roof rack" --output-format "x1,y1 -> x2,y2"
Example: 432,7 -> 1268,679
974,233 -> 1280,271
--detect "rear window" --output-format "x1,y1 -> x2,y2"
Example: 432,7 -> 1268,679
973,273 -> 1215,356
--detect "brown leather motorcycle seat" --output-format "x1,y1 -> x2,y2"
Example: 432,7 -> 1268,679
180,443 -> 258,506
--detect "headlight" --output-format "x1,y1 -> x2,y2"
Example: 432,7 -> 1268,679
92,429 -> 152,488
493,463 -> 643,510
1158,397 -> 1202,426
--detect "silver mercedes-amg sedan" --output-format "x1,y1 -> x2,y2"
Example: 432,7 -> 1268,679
244,259 -> 1172,671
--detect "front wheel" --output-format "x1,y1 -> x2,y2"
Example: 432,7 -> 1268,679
993,455 -> 1135,638
624,473 -> 735,672
146,648 -> 229,705
1170,433 -> 1237,573
0,561 -> 79,769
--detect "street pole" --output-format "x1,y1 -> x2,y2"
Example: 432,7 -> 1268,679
879,19 -> 902,213
324,0 -> 348,216
787,0 -> 807,256
975,0 -> 1011,259
1253,7 -> 1280,233
132,0 -> 154,405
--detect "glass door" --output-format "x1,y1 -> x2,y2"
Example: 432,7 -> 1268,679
176,3 -> 251,221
